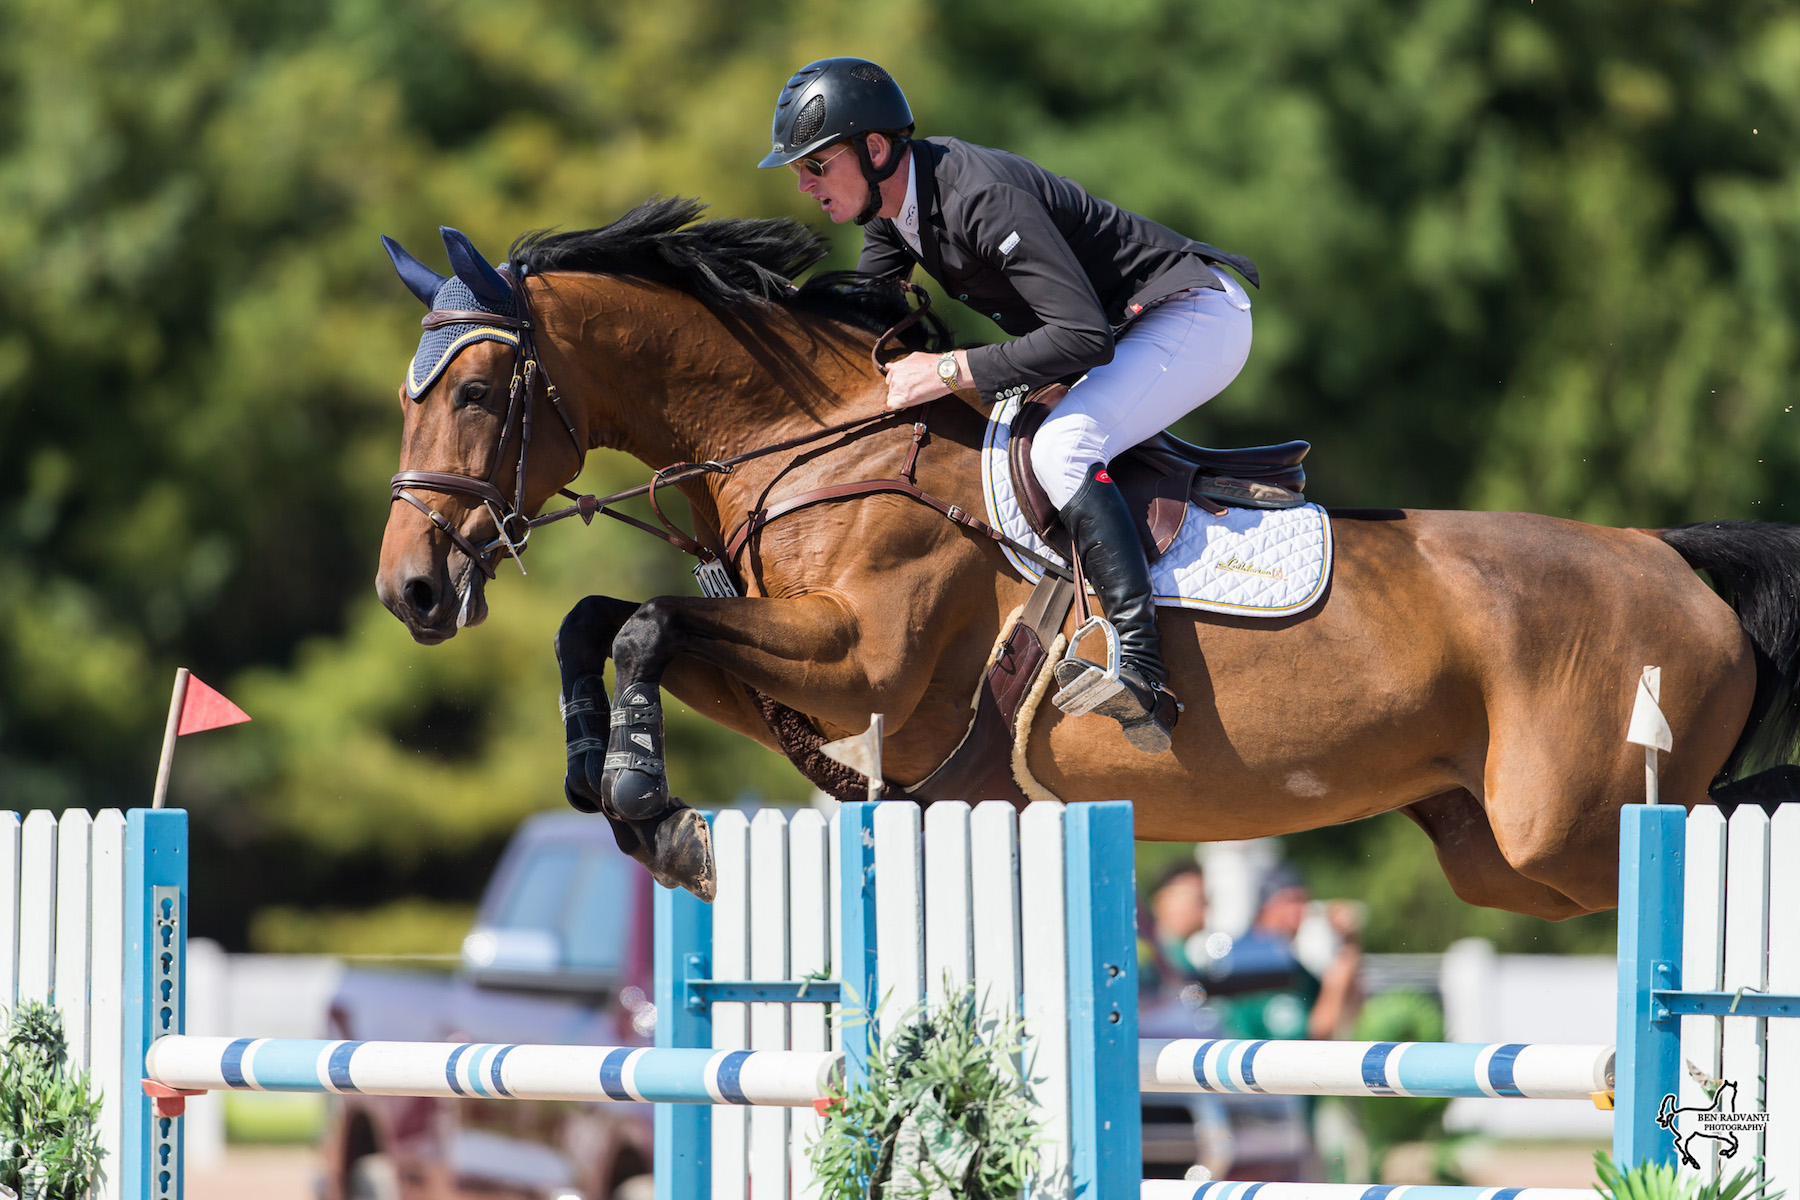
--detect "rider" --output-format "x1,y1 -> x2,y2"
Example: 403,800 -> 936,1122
758,58 -> 1257,754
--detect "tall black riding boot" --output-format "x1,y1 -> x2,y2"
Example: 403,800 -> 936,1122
1051,461 -> 1180,753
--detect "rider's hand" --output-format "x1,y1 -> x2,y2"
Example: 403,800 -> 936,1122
885,350 -> 970,411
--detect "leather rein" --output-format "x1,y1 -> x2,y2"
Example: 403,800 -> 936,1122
390,274 -> 1073,588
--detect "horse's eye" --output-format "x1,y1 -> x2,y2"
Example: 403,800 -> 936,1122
455,380 -> 490,408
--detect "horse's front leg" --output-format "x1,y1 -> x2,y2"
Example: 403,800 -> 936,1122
556,595 -> 641,817
603,591 -> 921,900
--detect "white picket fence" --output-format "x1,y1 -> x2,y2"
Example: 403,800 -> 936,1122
690,799 -> 1114,1200
1670,805 -> 1800,1189
1,809 -> 132,1200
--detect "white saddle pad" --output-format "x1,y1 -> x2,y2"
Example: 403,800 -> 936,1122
981,398 -> 1333,617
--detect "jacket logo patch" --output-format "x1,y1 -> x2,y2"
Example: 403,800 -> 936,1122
998,231 -> 1021,255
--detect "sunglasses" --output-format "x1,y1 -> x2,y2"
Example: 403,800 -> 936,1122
791,144 -> 851,177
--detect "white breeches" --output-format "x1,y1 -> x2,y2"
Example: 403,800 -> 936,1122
1029,273 -> 1253,508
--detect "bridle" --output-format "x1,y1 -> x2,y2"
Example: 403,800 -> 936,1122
389,265 -> 586,579
391,273 -> 1074,591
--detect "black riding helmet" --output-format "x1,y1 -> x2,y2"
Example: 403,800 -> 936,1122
758,57 -> 915,225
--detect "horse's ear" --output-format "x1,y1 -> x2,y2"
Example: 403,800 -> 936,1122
382,235 -> 448,308
441,227 -> 516,314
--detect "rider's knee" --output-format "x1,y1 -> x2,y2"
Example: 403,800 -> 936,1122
1029,418 -> 1103,509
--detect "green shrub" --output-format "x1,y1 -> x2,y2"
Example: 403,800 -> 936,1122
1593,1151 -> 1781,1200
810,985 -> 1041,1200
0,1002 -> 104,1200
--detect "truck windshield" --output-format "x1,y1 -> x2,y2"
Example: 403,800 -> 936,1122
494,844 -> 635,973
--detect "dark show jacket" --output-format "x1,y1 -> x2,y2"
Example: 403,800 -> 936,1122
857,136 -> 1258,407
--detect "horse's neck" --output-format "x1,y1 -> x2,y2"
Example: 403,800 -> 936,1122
549,277 -> 879,467
544,276 -> 891,529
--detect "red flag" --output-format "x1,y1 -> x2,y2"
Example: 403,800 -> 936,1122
176,674 -> 251,735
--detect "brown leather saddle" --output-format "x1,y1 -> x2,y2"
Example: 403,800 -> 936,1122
1008,384 -> 1310,562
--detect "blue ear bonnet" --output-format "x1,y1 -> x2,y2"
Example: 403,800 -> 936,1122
405,274 -> 519,398
383,228 -> 520,398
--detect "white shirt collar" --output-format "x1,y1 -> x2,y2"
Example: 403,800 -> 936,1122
896,152 -> 922,256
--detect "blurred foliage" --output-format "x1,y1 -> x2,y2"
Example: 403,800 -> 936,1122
2,0 -> 1797,949
249,898 -> 475,955
222,1092 -> 328,1146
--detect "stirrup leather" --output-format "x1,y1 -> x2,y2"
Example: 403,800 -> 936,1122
1051,616 -> 1126,716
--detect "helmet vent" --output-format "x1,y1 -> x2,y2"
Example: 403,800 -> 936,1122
791,96 -> 827,145
850,64 -> 891,84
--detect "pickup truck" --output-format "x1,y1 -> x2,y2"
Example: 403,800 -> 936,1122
321,811 -> 658,1200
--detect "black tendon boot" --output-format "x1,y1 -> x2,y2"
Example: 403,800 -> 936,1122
561,674 -> 611,815
1051,462 -> 1180,753
602,683 -> 716,902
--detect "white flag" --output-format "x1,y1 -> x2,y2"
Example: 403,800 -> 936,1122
1626,664 -> 1673,752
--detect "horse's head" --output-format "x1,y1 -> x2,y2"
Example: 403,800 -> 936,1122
375,227 -> 585,644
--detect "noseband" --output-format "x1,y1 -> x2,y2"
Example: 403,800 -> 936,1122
389,267 -> 585,579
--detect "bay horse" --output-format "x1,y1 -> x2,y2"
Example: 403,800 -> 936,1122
375,197 -> 1800,916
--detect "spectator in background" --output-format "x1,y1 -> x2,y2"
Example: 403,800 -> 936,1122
1141,860 -> 1209,992
1208,865 -> 1362,1040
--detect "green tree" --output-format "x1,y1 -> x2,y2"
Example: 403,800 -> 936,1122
3,0 -> 1795,949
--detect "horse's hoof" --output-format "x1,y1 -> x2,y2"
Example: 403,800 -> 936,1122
652,807 -> 716,903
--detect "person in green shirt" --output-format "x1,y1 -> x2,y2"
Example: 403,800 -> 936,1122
1206,865 -> 1362,1041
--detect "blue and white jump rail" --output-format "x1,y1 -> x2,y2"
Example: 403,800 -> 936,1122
1141,1038 -> 1614,1100
6,672 -> 1800,1199
141,1036 -> 841,1107
1138,1186 -> 1596,1200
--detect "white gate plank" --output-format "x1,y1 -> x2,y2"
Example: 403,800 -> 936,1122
1,812 -> 19,1012
1679,805 -> 1727,1183
1020,802 -> 1071,1200
54,809 -> 94,1071
18,809 -> 58,1004
710,810 -> 751,1200
827,808 -> 842,1056
873,802 -> 924,1044
89,810 -> 127,1200
788,810 -> 830,1200
970,801 -> 1023,1026
923,801 -> 974,999
1765,804 -> 1800,1198
1722,806 -> 1772,1177
749,810 -> 792,1200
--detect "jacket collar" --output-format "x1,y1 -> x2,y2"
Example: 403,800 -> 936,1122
908,139 -> 945,280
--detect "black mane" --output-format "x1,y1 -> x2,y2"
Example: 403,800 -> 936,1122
508,196 -> 946,348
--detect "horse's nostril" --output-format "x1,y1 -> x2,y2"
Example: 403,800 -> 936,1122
406,578 -> 436,616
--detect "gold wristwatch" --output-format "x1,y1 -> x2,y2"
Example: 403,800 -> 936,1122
936,351 -> 960,388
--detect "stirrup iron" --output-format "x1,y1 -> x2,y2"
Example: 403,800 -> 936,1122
1051,616 -> 1126,716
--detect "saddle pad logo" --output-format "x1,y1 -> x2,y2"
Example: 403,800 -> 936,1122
1215,556 -> 1287,583
979,397 -> 1332,618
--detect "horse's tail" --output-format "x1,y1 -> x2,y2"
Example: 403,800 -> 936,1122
1660,521 -> 1800,780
